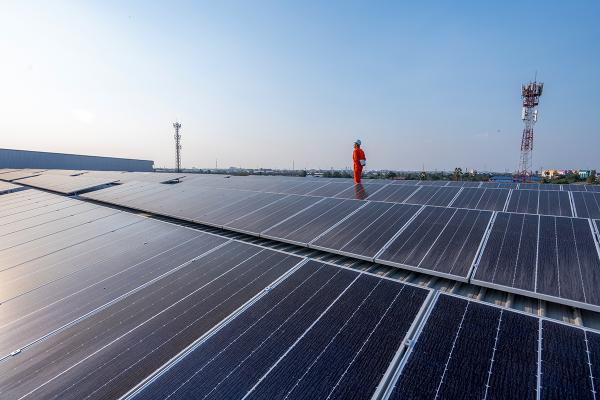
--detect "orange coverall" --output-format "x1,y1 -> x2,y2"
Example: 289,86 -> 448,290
353,146 -> 366,184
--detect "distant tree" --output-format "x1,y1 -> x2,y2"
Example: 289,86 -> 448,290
587,170 -> 597,184
453,167 -> 462,181
299,170 -> 307,177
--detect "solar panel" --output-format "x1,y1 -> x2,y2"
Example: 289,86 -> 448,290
390,180 -> 419,185
562,184 -> 588,192
261,198 -> 364,245
310,203 -> 421,260
0,212 -> 143,274
306,181 -> 352,197
0,224 -> 227,358
418,180 -> 448,186
482,182 -> 519,189
197,192 -> 286,227
0,181 -> 26,195
278,180 -> 328,195
77,173 -> 600,294
450,188 -> 508,211
587,185 -> 600,192
376,206 -> 492,280
506,189 -> 538,214
0,198 -> 82,228
447,181 -> 481,188
0,169 -> 45,181
0,195 -> 74,220
520,183 -> 541,191
366,184 -> 419,203
473,213 -> 600,311
16,174 -> 118,195
405,186 -> 442,205
334,182 -> 383,200
0,190 -> 58,210
0,201 -> 98,236
538,190 -> 572,216
224,194 -> 322,235
540,320 -> 599,399
0,242 -> 303,399
539,183 -> 561,191
572,191 -> 600,219
128,261 -> 430,400
0,207 -> 120,251
472,212 -> 538,292
405,186 -> 460,206
386,294 -> 538,400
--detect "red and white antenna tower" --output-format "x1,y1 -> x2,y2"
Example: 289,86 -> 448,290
517,79 -> 543,181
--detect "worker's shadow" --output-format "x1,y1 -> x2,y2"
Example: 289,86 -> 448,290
353,183 -> 369,200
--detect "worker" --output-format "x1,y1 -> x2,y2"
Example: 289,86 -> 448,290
352,139 -> 366,184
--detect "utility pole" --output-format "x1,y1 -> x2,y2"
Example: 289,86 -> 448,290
173,122 -> 182,173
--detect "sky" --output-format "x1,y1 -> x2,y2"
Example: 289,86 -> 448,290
1,1 -> 599,172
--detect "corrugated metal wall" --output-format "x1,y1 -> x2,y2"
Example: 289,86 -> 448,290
0,148 -> 154,172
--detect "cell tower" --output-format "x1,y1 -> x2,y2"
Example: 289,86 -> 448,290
173,122 -> 182,173
517,80 -> 543,180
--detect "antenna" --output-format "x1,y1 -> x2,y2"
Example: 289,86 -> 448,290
173,122 -> 182,173
517,78 -> 543,181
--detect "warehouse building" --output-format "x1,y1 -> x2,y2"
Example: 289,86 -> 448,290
0,148 -> 153,172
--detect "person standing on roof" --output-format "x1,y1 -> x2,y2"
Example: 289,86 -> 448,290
352,139 -> 366,184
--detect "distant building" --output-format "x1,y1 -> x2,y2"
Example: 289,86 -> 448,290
0,148 -> 153,172
543,169 -> 576,179
579,170 -> 596,179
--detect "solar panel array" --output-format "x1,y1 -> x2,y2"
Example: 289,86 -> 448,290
15,174 -> 119,194
0,181 -> 26,195
0,168 -> 45,181
385,293 -> 600,400
2,181 -> 600,399
81,175 -> 600,311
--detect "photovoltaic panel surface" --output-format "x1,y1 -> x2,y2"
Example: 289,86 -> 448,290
197,191 -> 286,227
0,242 -> 303,399
587,185 -> 600,192
15,174 -> 118,194
261,197 -> 364,245
405,186 -> 442,205
473,213 -> 600,311
376,207 -> 492,280
506,189 -> 539,214
0,202 -> 104,237
0,169 -> 45,181
366,184 -> 419,203
306,181 -> 352,197
130,261 -> 430,400
386,294 -> 538,400
0,181 -> 25,195
311,202 -> 421,260
572,191 -> 600,219
0,197 -> 83,228
562,184 -> 588,192
0,221 -> 227,358
224,194 -> 322,235
333,182 -> 383,200
450,188 -> 508,211
406,186 -> 460,207
538,190 -> 572,216
540,320 -> 600,399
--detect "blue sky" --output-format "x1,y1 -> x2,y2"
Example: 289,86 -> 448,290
1,1 -> 599,171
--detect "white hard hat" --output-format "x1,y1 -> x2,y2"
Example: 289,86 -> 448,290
354,139 -> 361,146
